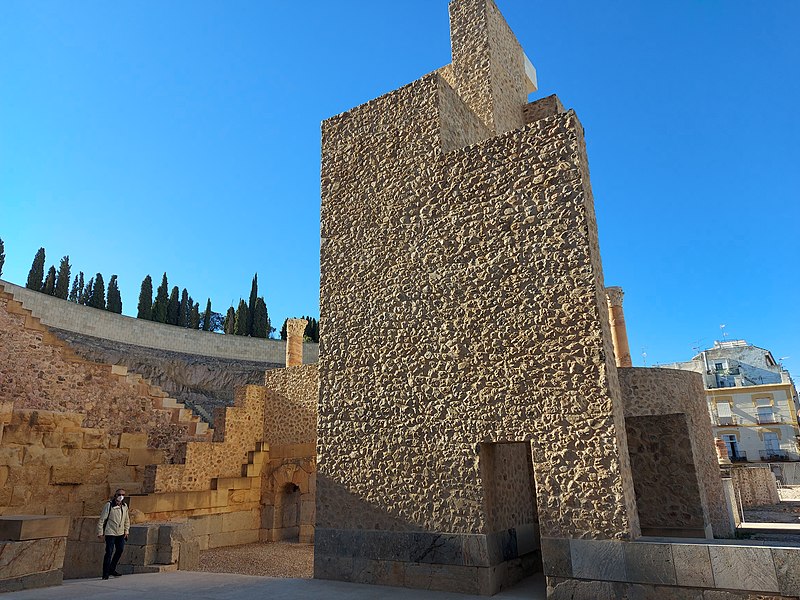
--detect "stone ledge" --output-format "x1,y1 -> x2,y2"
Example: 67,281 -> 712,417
0,568 -> 63,593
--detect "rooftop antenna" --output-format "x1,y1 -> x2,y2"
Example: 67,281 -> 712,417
692,340 -> 703,355
720,324 -> 728,341
641,348 -> 648,367
779,356 -> 791,369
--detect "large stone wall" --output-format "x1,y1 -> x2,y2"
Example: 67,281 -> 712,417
316,0 -> 640,593
618,367 -> 731,538
0,287 -> 204,459
731,465 -> 780,507
0,279 -> 318,364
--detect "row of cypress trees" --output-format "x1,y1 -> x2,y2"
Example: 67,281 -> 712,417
24,247 -> 122,313
7,243 -> 303,341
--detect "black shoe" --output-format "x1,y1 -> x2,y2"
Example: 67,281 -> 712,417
111,571 -> 122,577
102,575 -> 109,580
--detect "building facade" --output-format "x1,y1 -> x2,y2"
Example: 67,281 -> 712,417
662,340 -> 800,462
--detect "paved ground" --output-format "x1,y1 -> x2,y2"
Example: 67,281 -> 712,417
4,571 -> 548,600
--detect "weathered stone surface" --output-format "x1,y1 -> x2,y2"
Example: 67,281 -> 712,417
623,542 -> 676,585
619,367 -> 731,538
0,537 -> 66,580
0,569 -> 62,593
0,516 -> 69,541
570,539 -> 626,582
771,548 -> 800,596
673,543 -> 714,588
709,545 -> 778,592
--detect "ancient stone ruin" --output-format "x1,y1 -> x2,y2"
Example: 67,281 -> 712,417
4,0 -> 800,598
313,0 -> 800,597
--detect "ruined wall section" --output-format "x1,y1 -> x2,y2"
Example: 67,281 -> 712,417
262,364 -> 317,446
319,75 -> 639,540
619,367 -> 730,537
0,291 -> 194,458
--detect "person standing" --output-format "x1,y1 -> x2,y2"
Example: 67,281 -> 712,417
96,488 -> 130,579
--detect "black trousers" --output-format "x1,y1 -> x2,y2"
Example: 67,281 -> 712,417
103,535 -> 125,576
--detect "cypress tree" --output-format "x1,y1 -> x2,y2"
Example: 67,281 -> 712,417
166,286 -> 180,325
202,299 -> 212,331
106,275 -> 122,313
69,275 -> 79,302
224,306 -> 235,334
280,319 -> 288,341
178,289 -> 189,327
81,277 -> 94,306
0,238 -> 5,278
189,301 -> 200,329
73,272 -> 86,303
252,297 -> 267,338
234,300 -> 248,336
54,256 -> 71,299
152,273 -> 169,323
137,275 -> 153,319
42,266 -> 57,295
26,247 -> 46,290
247,274 -> 258,335
89,273 -> 106,309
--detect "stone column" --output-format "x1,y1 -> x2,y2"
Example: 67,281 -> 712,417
605,286 -> 632,368
716,438 -> 731,465
285,318 -> 308,367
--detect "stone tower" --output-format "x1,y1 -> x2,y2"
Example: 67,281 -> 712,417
316,0 -> 640,594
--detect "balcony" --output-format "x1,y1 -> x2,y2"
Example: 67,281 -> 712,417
730,453 -> 748,463
756,414 -> 785,425
716,415 -> 739,426
759,449 -> 790,462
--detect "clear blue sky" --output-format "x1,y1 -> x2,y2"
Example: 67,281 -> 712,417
1,1 -> 798,372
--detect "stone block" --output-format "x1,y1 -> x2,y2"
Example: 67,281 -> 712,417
221,509 -> 259,533
404,562 -> 479,595
0,537 -> 66,579
174,490 -> 211,511
127,524 -> 159,546
208,528 -> 258,548
157,522 -> 193,547
314,553 -> 354,581
178,539 -> 200,570
709,545 -> 778,592
351,557 -> 405,587
155,543 -> 179,565
50,464 -> 87,485
541,537 -> 572,577
119,433 -> 148,450
623,542 -> 676,585
462,534 -> 491,567
672,543 -> 713,588
0,447 -> 23,468
0,568 -> 63,593
570,539 -> 626,582
81,429 -> 108,449
126,448 -> 165,466
118,543 -> 155,565
772,547 -> 800,596
0,516 -> 69,541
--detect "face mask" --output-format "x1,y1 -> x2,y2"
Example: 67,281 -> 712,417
116,495 -> 125,502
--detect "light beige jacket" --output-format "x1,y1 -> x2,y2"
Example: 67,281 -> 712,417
96,501 -> 130,537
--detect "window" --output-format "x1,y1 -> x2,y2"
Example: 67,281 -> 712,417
715,362 -> 724,371
764,432 -> 780,452
757,406 -> 776,424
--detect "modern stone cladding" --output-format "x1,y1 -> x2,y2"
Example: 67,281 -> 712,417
316,0 -> 640,593
618,367 -> 731,538
0,279 -> 318,365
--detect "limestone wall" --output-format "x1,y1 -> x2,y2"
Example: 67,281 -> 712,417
318,77 -> 638,541
0,279 -> 319,364
731,465 -> 780,507
0,287 -> 207,459
263,365 -> 317,446
618,367 -> 731,537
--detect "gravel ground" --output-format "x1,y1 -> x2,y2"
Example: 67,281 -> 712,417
191,542 -> 314,578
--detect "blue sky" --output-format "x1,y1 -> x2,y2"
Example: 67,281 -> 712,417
1,1 -> 798,372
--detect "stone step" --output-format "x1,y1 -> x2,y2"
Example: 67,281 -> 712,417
195,423 -> 209,435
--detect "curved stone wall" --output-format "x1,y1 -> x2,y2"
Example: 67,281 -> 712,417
0,279 -> 318,364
